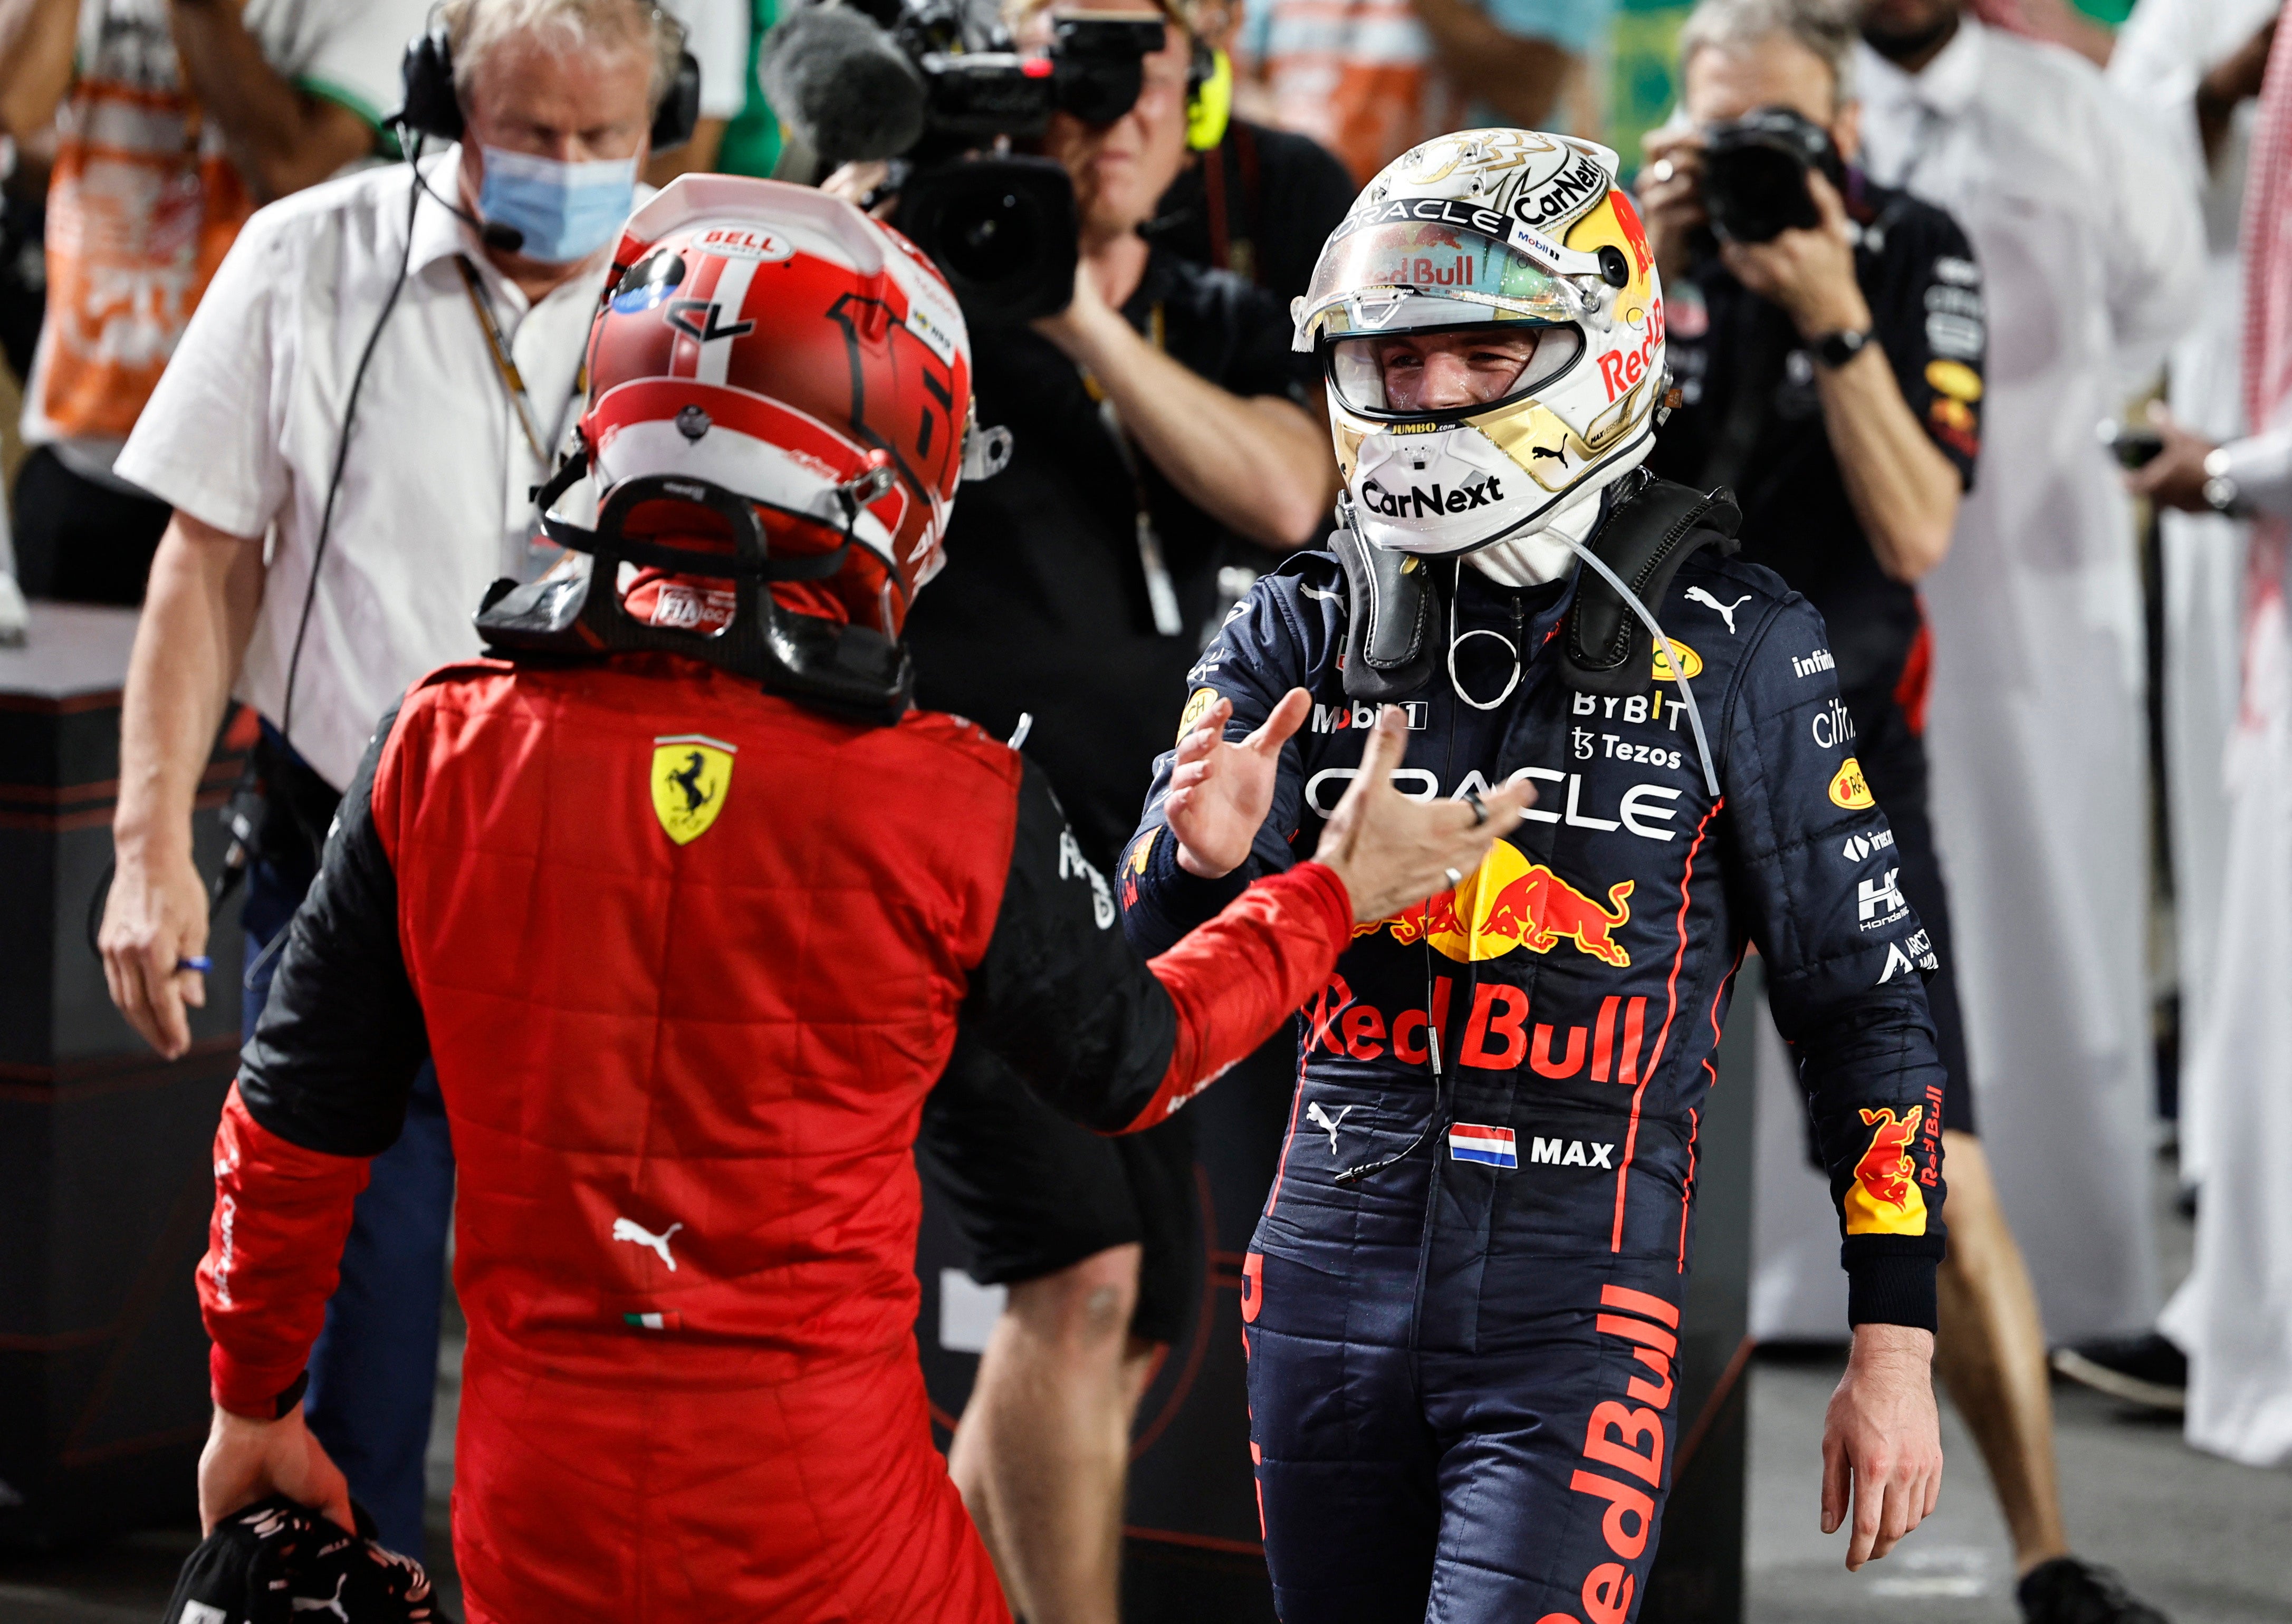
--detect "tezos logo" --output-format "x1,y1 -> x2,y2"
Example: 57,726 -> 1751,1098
1360,475 -> 1505,519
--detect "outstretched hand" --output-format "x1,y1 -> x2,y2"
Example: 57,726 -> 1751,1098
1166,688 -> 1313,879
1821,1324 -> 1943,1570
1313,705 -> 1533,923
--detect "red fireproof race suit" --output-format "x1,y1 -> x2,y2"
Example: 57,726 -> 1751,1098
196,651 -> 1356,1622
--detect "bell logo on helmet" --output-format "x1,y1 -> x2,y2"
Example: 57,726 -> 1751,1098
695,225 -> 793,263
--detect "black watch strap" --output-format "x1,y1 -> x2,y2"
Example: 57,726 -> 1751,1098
273,1369 -> 310,1419
1814,326 -> 1874,368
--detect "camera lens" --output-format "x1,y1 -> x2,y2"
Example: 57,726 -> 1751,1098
942,189 -> 1043,285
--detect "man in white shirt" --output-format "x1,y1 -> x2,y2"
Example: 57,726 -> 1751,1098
0,0 -> 429,606
95,0 -> 684,1556
1852,0 -> 2200,1616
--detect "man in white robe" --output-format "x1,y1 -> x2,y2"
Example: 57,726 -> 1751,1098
1853,0 -> 2201,1350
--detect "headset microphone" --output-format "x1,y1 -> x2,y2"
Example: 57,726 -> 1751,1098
402,156 -> 526,254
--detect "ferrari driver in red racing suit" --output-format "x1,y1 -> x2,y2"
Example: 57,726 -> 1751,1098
188,177 -> 1532,1621
1119,131 -> 1951,1622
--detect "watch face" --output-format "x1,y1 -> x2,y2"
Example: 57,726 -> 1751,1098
1816,328 -> 1867,368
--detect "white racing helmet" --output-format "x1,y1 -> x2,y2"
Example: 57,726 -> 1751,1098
1296,129 -> 1668,561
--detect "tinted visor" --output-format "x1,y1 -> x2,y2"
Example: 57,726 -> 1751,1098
1302,219 -> 1589,342
1328,322 -> 1585,416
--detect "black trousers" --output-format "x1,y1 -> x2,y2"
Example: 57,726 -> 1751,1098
12,446 -> 171,604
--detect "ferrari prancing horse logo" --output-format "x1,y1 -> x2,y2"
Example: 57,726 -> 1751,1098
651,734 -> 736,844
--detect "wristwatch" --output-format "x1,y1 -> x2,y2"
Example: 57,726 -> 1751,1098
2202,447 -> 2243,516
1812,327 -> 1874,369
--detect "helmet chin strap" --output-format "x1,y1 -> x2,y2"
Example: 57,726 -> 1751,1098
1463,481 -> 1606,588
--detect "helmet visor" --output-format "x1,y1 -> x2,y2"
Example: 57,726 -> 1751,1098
1302,219 -> 1590,343
1327,322 -> 1585,416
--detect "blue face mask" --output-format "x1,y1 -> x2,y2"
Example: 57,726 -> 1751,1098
477,146 -> 639,264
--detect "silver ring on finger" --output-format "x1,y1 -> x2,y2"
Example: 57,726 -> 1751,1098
1444,867 -> 1464,889
1650,157 -> 1676,184
1464,787 -> 1487,827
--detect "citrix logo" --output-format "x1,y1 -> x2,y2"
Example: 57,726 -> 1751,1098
1811,697 -> 1856,750
1360,473 -> 1505,518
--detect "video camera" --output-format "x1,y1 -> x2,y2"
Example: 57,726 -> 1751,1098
762,0 -> 1168,324
1699,106 -> 1846,245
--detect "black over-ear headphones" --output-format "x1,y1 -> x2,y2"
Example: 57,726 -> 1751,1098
395,16 -> 702,151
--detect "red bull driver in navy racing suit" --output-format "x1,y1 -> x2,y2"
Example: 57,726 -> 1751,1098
1118,129 -> 1951,1623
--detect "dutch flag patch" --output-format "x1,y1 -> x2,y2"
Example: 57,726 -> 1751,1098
1447,1123 -> 1518,1169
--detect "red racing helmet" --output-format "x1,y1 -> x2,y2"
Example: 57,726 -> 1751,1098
486,175 -> 1008,722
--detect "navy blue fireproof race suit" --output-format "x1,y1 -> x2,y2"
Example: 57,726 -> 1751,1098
1119,531 -> 1950,1624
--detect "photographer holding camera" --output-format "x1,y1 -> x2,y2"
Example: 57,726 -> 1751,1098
1636,1 -> 2166,1618
809,0 -> 1333,1617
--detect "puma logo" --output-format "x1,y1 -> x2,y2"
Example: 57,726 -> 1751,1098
1306,1100 -> 1354,1155
1684,587 -> 1750,635
611,1217 -> 684,1271
1530,445 -> 1566,462
292,1575 -> 349,1621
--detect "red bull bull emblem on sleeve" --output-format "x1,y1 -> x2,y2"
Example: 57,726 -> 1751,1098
1844,1105 -> 1930,1235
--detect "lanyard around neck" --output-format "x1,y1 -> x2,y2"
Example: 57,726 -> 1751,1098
1085,301 -> 1185,637
454,254 -> 584,464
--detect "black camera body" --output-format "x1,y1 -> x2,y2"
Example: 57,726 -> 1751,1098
1700,106 -> 1846,245
846,0 -> 1166,323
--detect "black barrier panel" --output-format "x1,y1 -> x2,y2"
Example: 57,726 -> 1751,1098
1,606 -> 250,1546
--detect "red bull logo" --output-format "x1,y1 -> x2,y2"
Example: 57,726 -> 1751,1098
1355,840 -> 1633,967
1844,1106 -> 1930,1236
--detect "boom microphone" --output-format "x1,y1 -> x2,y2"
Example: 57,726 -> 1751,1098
760,5 -> 928,168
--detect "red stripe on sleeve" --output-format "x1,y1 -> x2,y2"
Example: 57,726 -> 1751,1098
199,1084 -> 373,1417
1118,862 -> 1353,1133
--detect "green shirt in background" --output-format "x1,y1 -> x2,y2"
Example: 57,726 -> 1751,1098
716,0 -> 785,178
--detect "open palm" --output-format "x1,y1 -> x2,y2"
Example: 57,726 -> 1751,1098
1166,689 -> 1313,878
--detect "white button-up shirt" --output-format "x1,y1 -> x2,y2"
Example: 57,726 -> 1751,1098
116,151 -> 615,790
1854,19 -> 2201,1338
